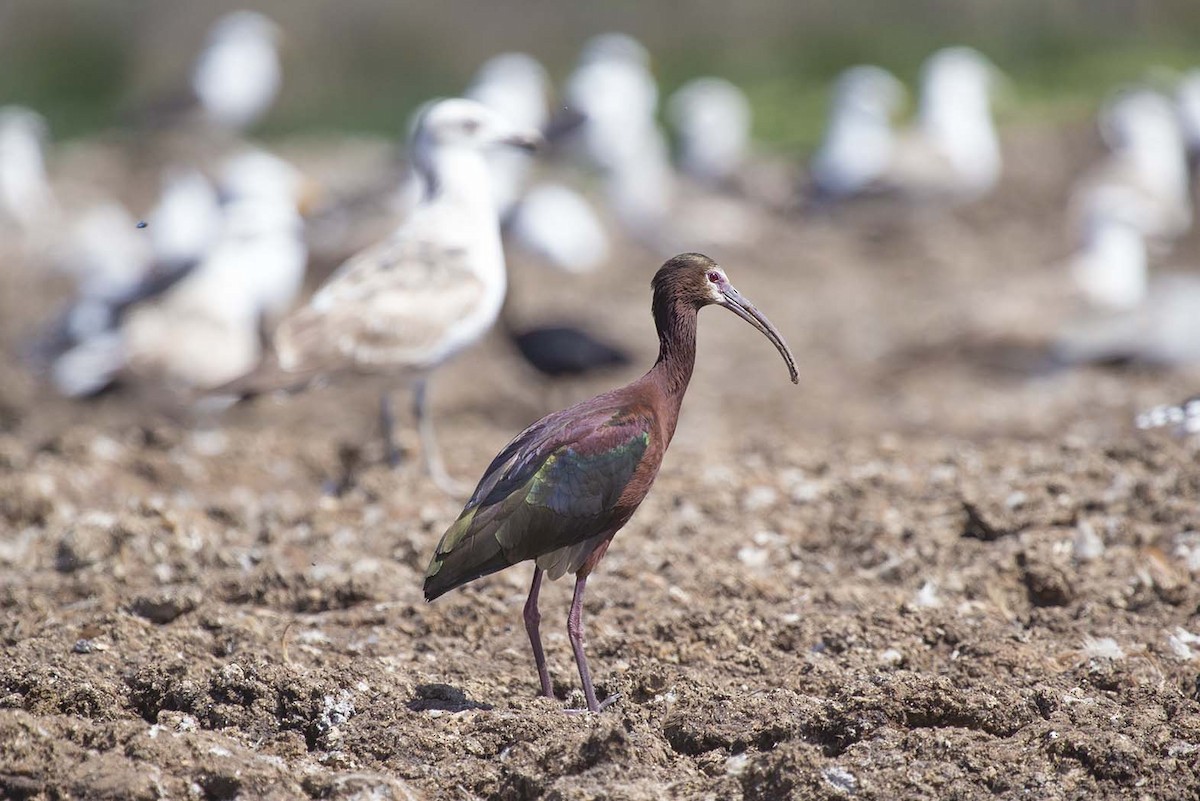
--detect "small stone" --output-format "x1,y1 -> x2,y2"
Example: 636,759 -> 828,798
130,590 -> 198,624
822,765 -> 858,795
913,580 -> 941,608
1080,636 -> 1124,661
73,639 -> 95,654
742,485 -> 778,512
1005,491 -> 1029,510
725,753 -> 750,776
1074,521 -> 1105,563
737,546 -> 769,569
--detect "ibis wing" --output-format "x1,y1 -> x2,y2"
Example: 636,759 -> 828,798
424,408 -> 652,599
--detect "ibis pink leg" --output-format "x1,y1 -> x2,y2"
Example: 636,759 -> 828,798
567,573 -> 618,713
524,567 -> 553,698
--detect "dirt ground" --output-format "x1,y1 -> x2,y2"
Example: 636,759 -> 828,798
2,123 -> 1200,800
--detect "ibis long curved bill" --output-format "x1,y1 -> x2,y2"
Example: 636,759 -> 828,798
718,282 -> 800,384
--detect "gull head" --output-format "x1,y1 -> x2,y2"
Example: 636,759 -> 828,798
412,98 -> 543,156
207,10 -> 282,47
920,47 -> 1002,112
0,106 -> 50,146
580,33 -> 651,69
219,149 -> 320,215
833,66 -> 906,119
468,53 -> 550,130
1099,87 -> 1182,151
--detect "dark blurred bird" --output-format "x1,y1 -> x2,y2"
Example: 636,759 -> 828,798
508,323 -> 630,380
424,253 -> 798,712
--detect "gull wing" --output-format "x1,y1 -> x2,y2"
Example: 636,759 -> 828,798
274,232 -> 487,374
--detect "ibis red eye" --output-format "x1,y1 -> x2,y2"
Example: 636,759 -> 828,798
707,271 -> 721,283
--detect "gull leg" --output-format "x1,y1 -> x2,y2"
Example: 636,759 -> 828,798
380,390 -> 402,468
567,572 -> 618,713
412,377 -> 470,496
524,567 -> 553,698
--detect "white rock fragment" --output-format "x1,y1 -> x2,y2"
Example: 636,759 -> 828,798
790,480 -> 825,504
737,546 -> 769,569
1173,531 -> 1200,573
1168,627 -> 1200,661
742,485 -> 778,512
879,648 -> 904,666
1073,521 -> 1106,563
914,580 -> 941,608
702,464 -> 736,486
1005,491 -> 1028,510
753,530 -> 784,547
1081,636 -> 1125,661
667,585 -> 691,604
188,430 -> 228,456
822,765 -> 858,795
725,753 -> 751,776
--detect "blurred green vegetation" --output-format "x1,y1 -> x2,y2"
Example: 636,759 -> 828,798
1,1 -> 1199,151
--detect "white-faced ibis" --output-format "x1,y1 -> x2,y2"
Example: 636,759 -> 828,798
424,253 -> 798,712
225,99 -> 541,494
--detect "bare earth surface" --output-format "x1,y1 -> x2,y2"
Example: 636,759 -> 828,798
2,124 -> 1200,800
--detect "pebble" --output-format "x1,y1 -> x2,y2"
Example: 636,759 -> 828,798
822,765 -> 858,795
914,580 -> 941,608
736,546 -> 769,569
1073,521 -> 1105,562
742,485 -> 778,512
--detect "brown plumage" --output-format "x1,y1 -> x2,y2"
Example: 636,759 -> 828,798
424,253 -> 798,712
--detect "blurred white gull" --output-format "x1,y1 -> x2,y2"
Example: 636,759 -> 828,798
52,201 -> 154,343
1055,224 -> 1200,366
0,106 -> 56,233
1176,69 -> 1200,158
466,52 -> 550,215
883,47 -> 1003,201
809,65 -> 905,200
1072,87 -> 1191,244
1064,185 -> 1148,311
224,99 -> 541,494
51,149 -> 308,397
559,34 -> 678,245
192,11 -> 283,131
667,77 -> 753,185
147,167 -> 222,274
562,33 -> 660,172
507,182 -> 609,273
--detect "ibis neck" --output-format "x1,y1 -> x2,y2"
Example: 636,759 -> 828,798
648,293 -> 698,400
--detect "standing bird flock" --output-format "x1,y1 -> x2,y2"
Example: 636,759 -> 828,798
17,9 -> 1200,716
424,253 -> 798,713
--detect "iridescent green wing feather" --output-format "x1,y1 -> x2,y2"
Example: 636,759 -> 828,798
423,407 -> 651,599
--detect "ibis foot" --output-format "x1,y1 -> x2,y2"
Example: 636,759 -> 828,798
564,692 -> 620,715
